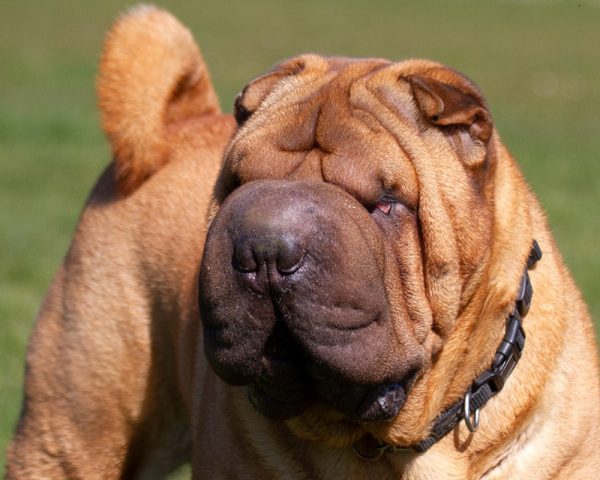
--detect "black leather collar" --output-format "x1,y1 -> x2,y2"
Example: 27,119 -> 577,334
353,240 -> 542,460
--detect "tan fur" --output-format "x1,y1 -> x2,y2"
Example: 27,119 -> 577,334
7,7 -> 234,478
7,7 -> 600,480
97,5 -> 221,196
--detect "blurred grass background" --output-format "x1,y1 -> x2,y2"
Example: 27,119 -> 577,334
1,0 -> 599,474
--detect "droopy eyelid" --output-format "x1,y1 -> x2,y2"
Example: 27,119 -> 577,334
373,192 -> 399,215
378,192 -> 400,204
372,191 -> 417,216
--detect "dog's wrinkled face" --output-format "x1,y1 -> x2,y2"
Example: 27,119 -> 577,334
199,55 -> 496,442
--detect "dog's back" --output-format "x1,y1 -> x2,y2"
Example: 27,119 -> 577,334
6,7 -> 234,477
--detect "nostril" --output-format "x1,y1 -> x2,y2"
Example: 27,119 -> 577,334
232,244 -> 258,273
275,236 -> 306,275
276,256 -> 304,275
233,233 -> 307,277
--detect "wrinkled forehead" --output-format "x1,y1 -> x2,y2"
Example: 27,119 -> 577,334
243,55 -> 442,132
245,55 -> 444,110
222,56 -> 444,207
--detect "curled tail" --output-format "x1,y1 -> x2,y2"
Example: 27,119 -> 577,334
97,5 -> 220,196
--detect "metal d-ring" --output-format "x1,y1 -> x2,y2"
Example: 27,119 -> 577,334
352,443 -> 386,462
463,392 -> 480,433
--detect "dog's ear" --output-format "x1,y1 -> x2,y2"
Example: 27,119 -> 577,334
98,6 -> 220,197
234,57 -> 309,126
408,71 -> 493,144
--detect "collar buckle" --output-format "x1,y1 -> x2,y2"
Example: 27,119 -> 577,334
352,435 -> 412,461
471,311 -> 526,396
471,267 -> 531,396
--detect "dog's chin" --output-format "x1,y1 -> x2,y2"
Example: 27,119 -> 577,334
246,358 -> 311,420
247,362 -> 417,423
248,382 -> 308,420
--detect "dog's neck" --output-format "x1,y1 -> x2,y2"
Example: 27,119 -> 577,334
353,241 -> 542,461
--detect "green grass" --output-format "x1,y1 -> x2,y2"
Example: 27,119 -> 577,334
1,0 -> 599,474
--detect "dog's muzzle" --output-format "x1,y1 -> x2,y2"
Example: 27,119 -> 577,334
199,180 -> 423,421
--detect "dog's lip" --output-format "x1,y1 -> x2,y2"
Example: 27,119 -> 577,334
248,359 -> 418,422
355,381 -> 410,422
308,367 -> 417,422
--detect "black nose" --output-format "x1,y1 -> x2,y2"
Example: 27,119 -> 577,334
231,208 -> 307,289
233,233 -> 305,275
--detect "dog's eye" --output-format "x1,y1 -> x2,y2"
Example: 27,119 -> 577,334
372,193 -> 398,215
375,200 -> 392,215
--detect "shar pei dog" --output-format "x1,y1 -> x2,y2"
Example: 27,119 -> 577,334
7,6 -> 600,480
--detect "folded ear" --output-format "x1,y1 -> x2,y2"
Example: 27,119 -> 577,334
234,56 -> 310,126
408,72 -> 493,144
